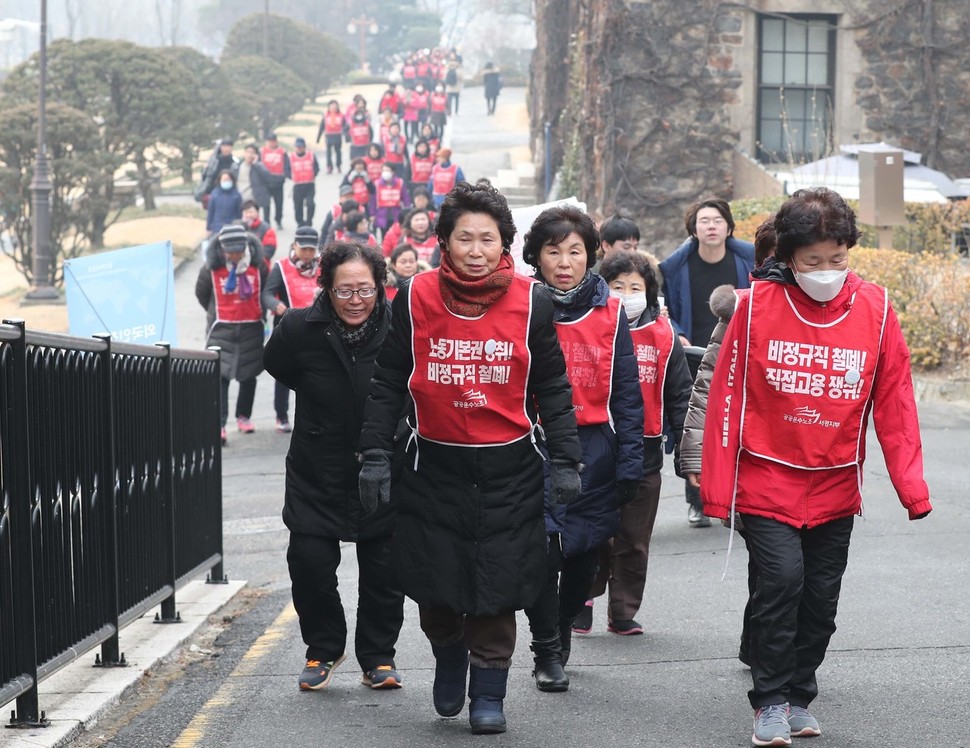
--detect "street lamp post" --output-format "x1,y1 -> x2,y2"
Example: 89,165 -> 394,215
25,0 -> 56,300
345,16 -> 378,72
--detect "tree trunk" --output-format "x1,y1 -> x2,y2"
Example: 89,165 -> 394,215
135,151 -> 157,211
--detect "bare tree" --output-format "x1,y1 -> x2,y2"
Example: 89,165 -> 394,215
64,0 -> 82,38
154,0 -> 184,46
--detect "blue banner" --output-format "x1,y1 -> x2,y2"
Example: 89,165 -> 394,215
64,241 -> 178,346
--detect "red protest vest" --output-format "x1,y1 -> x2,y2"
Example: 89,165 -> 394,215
554,299 -> 621,427
279,257 -> 318,309
382,133 -> 406,164
349,121 -> 371,146
430,92 -> 448,112
363,156 -> 384,182
402,64 -> 416,80
408,234 -> 438,264
260,146 -> 286,176
410,154 -> 434,184
350,176 -> 370,206
740,280 -> 887,469
412,91 -> 429,110
324,112 -> 343,135
630,314 -> 675,437
416,61 -> 430,78
211,265 -> 262,323
431,163 -> 458,196
289,152 -> 315,184
408,271 -> 536,446
376,178 -> 403,208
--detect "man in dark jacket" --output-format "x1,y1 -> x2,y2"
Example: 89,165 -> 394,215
237,144 -> 272,215
659,196 -> 754,528
194,138 -> 240,207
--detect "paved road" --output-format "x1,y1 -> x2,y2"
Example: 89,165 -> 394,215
55,84 -> 970,747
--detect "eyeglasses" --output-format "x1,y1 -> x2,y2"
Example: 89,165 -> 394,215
331,287 -> 377,299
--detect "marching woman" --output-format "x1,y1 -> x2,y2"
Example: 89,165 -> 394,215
316,100 -> 345,175
358,180 -> 582,735
521,206 -> 644,692
263,241 -> 405,693
700,188 -> 932,747
262,226 -> 322,433
586,251 -> 692,635
194,224 -> 267,445
383,243 -> 427,302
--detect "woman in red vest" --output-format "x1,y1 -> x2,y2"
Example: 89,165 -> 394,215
520,206 -> 644,693
589,250 -> 692,635
194,224 -> 268,445
429,148 -> 465,209
264,242 -> 405,693
700,188 -> 932,747
384,243 -> 427,301
408,139 -> 435,197
262,226 -> 322,432
358,180 -> 581,735
315,100 -> 345,174
429,83 -> 448,139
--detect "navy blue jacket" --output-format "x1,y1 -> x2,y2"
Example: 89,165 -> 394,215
543,275 -> 644,557
659,236 -> 755,343
207,186 -> 243,233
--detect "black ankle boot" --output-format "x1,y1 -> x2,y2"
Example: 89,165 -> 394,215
559,621 -> 573,667
530,636 -> 569,692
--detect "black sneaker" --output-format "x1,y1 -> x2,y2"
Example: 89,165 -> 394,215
361,665 -> 403,689
571,600 -> 593,635
607,619 -> 644,636
299,654 -> 345,690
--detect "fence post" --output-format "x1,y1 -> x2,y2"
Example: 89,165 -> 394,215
93,334 -> 125,668
206,346 -> 227,584
155,342 -> 180,623
4,319 -> 47,728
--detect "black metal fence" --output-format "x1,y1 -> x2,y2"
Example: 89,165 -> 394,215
0,319 -> 223,726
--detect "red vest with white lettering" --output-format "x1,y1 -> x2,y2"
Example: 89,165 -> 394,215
279,257 -> 318,309
289,152 -> 315,184
417,61 -> 430,78
430,92 -> 447,112
324,112 -> 343,135
211,265 -> 262,323
411,90 -> 429,111
410,154 -> 434,184
377,178 -> 404,208
349,176 -> 370,207
382,133 -> 406,164
260,146 -> 285,176
363,156 -> 384,182
408,271 -> 536,446
740,280 -> 887,469
630,314 -> 675,437
402,64 -> 416,81
431,163 -> 458,196
349,121 -> 371,146
553,298 -> 621,427
408,234 -> 438,264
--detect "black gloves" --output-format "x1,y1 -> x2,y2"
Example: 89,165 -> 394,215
617,479 -> 639,505
358,449 -> 392,514
550,460 -> 582,505
673,445 -> 685,479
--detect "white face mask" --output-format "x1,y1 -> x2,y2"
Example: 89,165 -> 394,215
794,268 -> 847,303
381,171 -> 394,181
610,290 -> 647,322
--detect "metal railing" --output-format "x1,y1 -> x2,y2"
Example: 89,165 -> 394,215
0,319 -> 223,727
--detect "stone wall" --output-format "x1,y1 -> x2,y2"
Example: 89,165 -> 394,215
530,0 -> 970,253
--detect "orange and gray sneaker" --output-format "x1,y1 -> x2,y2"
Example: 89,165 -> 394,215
299,654 -> 346,690
361,665 -> 403,689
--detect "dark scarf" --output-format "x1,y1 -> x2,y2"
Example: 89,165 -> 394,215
437,250 -> 515,316
538,269 -> 596,310
750,255 -> 794,284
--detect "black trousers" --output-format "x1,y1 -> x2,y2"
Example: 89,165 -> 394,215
447,92 -> 460,115
525,534 -> 600,640
264,182 -> 284,225
220,376 -> 256,426
274,379 -> 289,422
685,478 -> 702,509
287,532 -> 405,672
324,134 -> 342,171
292,183 -> 316,227
741,514 -> 854,709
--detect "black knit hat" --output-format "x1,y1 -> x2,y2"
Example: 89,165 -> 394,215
218,224 -> 248,252
294,226 -> 319,248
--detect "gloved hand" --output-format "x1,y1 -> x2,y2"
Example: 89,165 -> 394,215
673,445 -> 685,479
358,449 -> 392,514
550,460 -> 582,505
617,479 -> 639,505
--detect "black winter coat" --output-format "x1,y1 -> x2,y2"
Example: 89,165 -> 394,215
263,295 -> 395,540
358,274 -> 581,616
195,235 -> 267,381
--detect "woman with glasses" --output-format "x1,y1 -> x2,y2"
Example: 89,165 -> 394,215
357,179 -> 582,735
263,242 -> 406,694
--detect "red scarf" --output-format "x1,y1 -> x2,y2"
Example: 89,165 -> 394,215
437,250 -> 515,317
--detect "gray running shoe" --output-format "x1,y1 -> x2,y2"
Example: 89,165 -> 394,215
788,706 -> 821,737
752,703 -> 791,746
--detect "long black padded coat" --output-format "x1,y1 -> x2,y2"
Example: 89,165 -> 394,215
263,294 -> 396,540
358,275 -> 581,616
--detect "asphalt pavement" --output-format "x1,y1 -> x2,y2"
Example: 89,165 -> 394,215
4,84 -> 969,748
